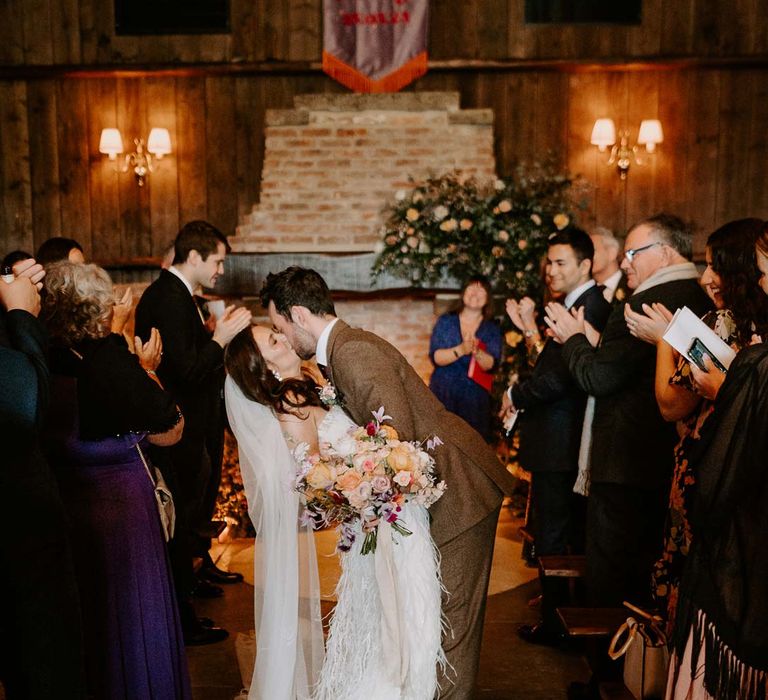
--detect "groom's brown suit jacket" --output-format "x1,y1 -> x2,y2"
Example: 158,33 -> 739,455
325,320 -> 515,546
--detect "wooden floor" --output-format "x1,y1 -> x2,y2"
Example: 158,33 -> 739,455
189,505 -> 592,699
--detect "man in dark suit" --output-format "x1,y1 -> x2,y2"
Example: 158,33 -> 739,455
547,214 -> 712,608
0,261 -> 85,698
135,221 -> 251,645
502,227 -> 611,644
261,266 -> 517,699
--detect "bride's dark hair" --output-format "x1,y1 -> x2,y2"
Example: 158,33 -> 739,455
225,326 -> 325,416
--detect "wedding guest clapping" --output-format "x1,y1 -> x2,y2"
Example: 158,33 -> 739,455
544,214 -> 711,609
625,218 -> 768,634
503,227 -> 611,646
666,221 -> 768,700
41,262 -> 191,699
429,275 -> 501,441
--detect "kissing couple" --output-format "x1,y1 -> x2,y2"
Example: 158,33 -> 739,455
224,267 -> 515,699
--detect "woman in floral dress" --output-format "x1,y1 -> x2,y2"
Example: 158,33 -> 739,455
625,218 -> 768,634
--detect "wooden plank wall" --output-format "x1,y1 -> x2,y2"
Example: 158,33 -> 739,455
1,0 -> 767,261
3,0 -> 768,66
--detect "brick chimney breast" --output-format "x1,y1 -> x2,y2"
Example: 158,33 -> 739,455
232,92 -> 496,252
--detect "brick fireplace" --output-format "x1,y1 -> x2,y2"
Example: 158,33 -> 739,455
227,91 -> 499,380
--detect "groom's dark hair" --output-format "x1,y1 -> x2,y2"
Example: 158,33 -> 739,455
260,266 -> 337,319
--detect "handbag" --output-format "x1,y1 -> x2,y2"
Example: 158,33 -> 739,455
608,601 -> 670,700
135,442 -> 176,542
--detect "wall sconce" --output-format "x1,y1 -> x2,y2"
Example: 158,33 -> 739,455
99,128 -> 172,187
590,118 -> 663,180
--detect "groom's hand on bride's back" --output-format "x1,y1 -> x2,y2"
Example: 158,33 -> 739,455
213,306 -> 252,347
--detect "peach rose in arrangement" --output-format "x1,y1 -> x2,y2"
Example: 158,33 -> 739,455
439,219 -> 458,232
307,463 -> 334,490
498,200 -> 512,213
388,444 -> 417,472
379,425 -> 399,440
336,470 -> 363,492
460,219 -> 473,230
406,208 -> 420,222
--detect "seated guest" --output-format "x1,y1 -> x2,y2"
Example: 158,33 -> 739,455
625,218 -> 768,634
546,213 -> 712,608
36,236 -> 85,266
429,275 -> 502,441
666,223 -> 768,700
0,260 -> 86,699
502,227 -> 611,645
41,262 -> 191,699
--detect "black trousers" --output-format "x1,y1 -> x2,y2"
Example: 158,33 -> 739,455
530,470 -> 578,556
585,481 -> 668,608
530,470 -> 580,630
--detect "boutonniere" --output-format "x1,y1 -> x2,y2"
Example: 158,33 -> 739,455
614,287 -> 626,302
318,383 -> 344,407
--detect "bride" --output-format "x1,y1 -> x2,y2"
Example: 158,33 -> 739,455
224,324 -> 445,700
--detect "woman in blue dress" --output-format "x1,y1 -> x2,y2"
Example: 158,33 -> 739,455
428,275 -> 502,442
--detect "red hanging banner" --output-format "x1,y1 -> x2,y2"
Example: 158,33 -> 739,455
323,0 -> 429,93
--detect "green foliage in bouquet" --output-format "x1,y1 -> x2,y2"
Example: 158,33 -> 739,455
372,158 -> 583,298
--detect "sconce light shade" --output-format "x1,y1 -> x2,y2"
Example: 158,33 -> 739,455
590,118 -> 616,151
637,119 -> 664,152
99,128 -> 124,159
147,128 -> 172,157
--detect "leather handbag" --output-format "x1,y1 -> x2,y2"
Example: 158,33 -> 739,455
608,601 -> 670,699
136,442 -> 176,542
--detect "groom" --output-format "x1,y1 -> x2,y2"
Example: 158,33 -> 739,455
261,267 -> 516,698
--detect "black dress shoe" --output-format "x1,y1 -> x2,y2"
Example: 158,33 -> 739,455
517,623 -> 565,647
197,616 -> 215,628
184,624 -> 229,646
200,564 -> 244,585
193,579 -> 224,599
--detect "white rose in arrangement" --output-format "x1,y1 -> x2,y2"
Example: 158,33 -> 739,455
498,230 -> 510,242
418,241 -> 431,254
407,236 -> 419,248
394,189 -> 406,201
433,205 -> 449,221
494,179 -> 505,191
530,213 -> 542,225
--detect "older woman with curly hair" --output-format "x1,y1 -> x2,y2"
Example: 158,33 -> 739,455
41,262 -> 191,700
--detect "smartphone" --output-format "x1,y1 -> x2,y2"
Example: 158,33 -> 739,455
687,337 -> 727,373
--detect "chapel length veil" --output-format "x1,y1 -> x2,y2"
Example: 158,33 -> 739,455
224,377 -> 324,700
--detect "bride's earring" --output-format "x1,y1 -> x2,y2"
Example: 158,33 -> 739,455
269,367 -> 283,382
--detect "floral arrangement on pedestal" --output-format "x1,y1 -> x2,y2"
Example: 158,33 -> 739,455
372,158 -> 583,298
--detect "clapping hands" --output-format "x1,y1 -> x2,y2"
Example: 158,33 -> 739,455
505,297 -> 537,333
624,302 -> 673,345
212,305 -> 252,347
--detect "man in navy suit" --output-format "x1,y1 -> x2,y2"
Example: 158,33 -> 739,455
135,221 -> 251,645
502,227 -> 611,644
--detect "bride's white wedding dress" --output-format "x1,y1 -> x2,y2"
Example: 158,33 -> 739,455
225,377 -> 444,700
312,406 -> 445,700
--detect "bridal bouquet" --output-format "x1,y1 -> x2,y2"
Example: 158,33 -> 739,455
294,407 -> 446,554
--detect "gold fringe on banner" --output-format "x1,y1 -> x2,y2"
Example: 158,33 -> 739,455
322,51 -> 428,93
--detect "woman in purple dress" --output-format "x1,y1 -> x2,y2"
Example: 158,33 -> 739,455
428,275 -> 502,441
42,262 -> 191,700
